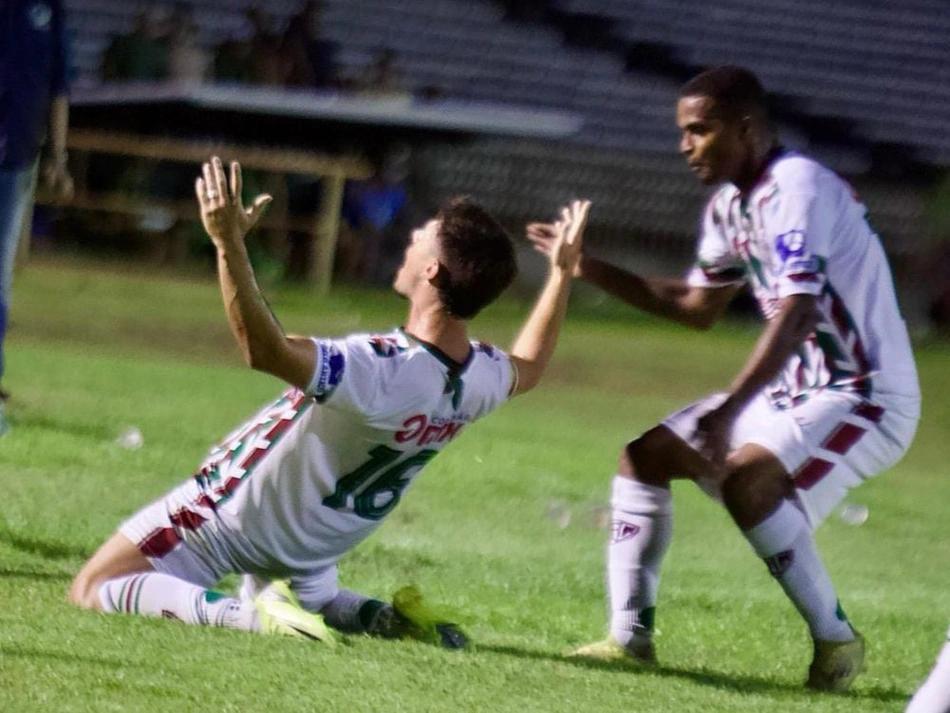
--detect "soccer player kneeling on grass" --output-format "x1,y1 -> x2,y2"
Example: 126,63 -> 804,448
70,155 -> 590,646
529,66 -> 920,691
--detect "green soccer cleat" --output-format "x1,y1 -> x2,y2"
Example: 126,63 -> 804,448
566,636 -> 658,668
255,580 -> 338,646
806,631 -> 866,692
388,585 -> 469,649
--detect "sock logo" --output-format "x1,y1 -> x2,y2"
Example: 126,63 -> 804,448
610,520 -> 641,544
764,550 -> 795,578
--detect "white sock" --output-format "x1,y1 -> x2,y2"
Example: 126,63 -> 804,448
744,500 -> 853,642
607,476 -> 673,650
99,573 -> 259,632
906,626 -> 950,713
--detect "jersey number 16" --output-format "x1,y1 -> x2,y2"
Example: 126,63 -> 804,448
322,445 -> 438,520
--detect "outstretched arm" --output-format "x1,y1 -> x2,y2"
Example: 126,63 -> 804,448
509,200 -> 591,396
196,156 -> 317,390
526,225 -> 739,329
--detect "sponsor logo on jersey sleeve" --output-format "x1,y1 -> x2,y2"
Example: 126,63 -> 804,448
773,230 -> 824,282
775,229 -> 806,262
785,256 -> 821,274
314,342 -> 345,399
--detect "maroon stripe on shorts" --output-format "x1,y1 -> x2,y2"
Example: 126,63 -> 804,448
139,527 -> 182,558
852,402 -> 885,424
170,508 -> 206,531
822,422 -> 867,455
794,457 -> 835,490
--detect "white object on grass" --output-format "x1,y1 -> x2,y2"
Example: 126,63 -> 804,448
117,426 -> 144,450
836,502 -> 869,526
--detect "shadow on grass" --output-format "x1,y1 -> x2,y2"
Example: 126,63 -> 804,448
0,643 -> 146,669
8,412 -> 115,441
0,565 -> 73,581
0,526 -> 91,561
477,643 -> 909,704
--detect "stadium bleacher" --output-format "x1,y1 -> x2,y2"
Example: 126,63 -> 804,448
62,0 -> 944,309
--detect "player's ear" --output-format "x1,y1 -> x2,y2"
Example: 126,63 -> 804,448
428,260 -> 448,286
736,114 -> 753,140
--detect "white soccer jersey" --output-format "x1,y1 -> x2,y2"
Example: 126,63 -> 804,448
687,150 -> 920,414
180,328 -> 514,576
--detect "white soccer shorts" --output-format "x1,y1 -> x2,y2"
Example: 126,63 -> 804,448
662,390 -> 918,527
119,478 -> 239,587
120,478 -> 341,609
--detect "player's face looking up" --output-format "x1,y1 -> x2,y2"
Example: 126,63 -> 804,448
677,94 -> 750,186
393,218 -> 442,298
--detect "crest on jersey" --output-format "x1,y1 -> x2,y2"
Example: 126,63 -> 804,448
313,342 -> 345,398
369,335 -> 404,357
775,230 -> 806,262
610,520 -> 641,544
29,2 -> 52,30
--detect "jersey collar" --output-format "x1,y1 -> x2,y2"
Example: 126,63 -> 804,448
739,145 -> 787,202
400,328 -> 474,409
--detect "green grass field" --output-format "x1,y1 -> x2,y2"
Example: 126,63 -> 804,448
1,259 -> 948,712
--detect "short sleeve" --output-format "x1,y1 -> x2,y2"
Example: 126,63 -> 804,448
686,201 -> 746,288
304,335 -> 380,414
469,342 -> 516,416
768,191 -> 831,298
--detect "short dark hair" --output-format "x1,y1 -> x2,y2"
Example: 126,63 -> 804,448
434,197 -> 517,319
680,66 -> 769,120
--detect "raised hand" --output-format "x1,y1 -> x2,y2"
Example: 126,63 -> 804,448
527,199 -> 591,277
195,156 -> 273,248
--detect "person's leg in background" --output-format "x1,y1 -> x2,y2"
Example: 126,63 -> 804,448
0,163 -> 38,434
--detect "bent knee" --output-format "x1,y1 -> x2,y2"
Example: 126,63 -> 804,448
69,569 -> 105,611
618,438 -> 647,477
618,426 -> 698,487
721,463 -> 793,529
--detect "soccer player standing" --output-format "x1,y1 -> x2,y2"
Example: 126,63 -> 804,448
529,66 -> 919,691
0,0 -> 74,434
70,156 -> 590,644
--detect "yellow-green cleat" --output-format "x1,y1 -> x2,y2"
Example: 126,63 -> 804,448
566,636 -> 658,668
806,631 -> 866,692
255,580 -> 339,646
389,585 -> 469,649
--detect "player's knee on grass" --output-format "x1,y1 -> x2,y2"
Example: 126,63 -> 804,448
69,531 -> 154,611
721,452 -> 793,530
69,567 -> 105,611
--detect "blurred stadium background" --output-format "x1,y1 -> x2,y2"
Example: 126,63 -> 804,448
5,4 -> 950,711
32,0 -> 950,325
